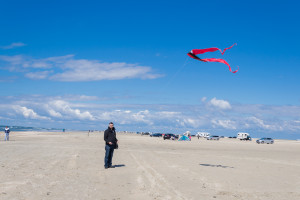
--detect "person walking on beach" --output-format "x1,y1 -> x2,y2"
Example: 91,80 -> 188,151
4,126 -> 10,141
104,122 -> 118,169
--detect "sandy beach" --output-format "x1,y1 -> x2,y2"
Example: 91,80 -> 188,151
0,131 -> 299,200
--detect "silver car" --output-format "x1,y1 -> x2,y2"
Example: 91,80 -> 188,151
207,135 -> 220,140
256,138 -> 274,144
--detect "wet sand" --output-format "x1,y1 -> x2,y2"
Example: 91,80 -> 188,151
0,131 -> 299,200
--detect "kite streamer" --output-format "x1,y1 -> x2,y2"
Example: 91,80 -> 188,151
187,43 -> 239,73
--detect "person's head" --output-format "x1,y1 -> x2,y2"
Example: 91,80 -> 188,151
109,122 -> 114,129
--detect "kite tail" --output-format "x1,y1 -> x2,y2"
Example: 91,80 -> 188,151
201,58 -> 239,73
220,43 -> 237,55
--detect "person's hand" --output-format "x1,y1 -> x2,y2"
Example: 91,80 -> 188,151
109,142 -> 113,145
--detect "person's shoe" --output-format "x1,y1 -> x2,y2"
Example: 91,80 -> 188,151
104,166 -> 109,169
109,165 -> 115,168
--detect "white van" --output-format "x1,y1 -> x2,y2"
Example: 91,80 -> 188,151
196,132 -> 210,138
237,132 -> 251,140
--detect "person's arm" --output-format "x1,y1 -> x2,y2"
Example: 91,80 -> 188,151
104,130 -> 108,142
115,131 -> 118,142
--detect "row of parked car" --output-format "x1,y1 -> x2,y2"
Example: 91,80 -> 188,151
140,132 -> 274,144
205,135 -> 274,144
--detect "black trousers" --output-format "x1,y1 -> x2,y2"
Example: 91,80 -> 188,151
104,144 -> 114,167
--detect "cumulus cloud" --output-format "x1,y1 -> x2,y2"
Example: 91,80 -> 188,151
208,97 -> 231,110
0,42 -> 26,49
0,54 -> 163,82
13,106 -> 50,120
49,100 -> 95,121
98,109 -> 154,125
47,108 -> 63,118
132,110 -> 153,125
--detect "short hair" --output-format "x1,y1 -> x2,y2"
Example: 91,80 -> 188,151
109,122 -> 114,125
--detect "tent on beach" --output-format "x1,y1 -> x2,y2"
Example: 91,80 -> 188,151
178,135 -> 191,141
178,131 -> 191,141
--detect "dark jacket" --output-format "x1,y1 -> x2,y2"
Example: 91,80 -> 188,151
104,127 -> 118,145
5,128 -> 10,134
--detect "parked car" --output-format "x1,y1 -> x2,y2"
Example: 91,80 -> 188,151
150,133 -> 163,137
141,132 -> 150,136
207,135 -> 220,140
163,133 -> 178,140
256,138 -> 274,144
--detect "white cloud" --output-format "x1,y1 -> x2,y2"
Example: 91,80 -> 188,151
44,104 -> 63,118
208,97 -> 231,110
211,119 -> 236,129
132,110 -> 153,125
0,54 -> 163,82
248,116 -> 276,131
48,109 -> 63,118
182,118 -> 198,127
201,97 -> 207,102
0,42 -> 26,49
50,59 -> 161,81
49,100 -> 95,121
75,95 -> 99,101
13,106 -> 50,120
0,55 -> 25,68
157,111 -> 180,117
25,71 -> 52,79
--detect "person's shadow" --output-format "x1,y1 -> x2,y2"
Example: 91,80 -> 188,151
113,164 -> 126,168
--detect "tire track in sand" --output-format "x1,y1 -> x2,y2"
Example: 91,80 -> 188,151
130,153 -> 187,200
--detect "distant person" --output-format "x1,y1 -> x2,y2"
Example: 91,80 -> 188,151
4,126 -> 10,141
197,135 -> 200,139
104,122 -> 118,169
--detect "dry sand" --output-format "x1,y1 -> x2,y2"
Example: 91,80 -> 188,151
0,131 -> 299,200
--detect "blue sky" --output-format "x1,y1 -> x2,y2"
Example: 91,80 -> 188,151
0,0 -> 300,139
